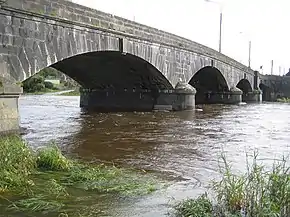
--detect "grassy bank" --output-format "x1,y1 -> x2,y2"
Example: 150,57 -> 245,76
58,89 -> 80,96
23,88 -> 61,95
277,97 -> 290,103
174,153 -> 290,217
0,136 -> 158,216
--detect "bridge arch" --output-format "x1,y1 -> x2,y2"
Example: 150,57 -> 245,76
188,66 -> 229,104
236,79 -> 252,102
22,50 -> 175,112
48,51 -> 173,90
236,79 -> 252,93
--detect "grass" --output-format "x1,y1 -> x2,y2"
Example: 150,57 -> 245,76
24,88 -> 61,95
277,97 -> 290,103
174,152 -> 290,217
0,135 -> 35,193
174,194 -> 212,217
58,89 -> 80,96
36,144 -> 72,171
0,135 -> 158,216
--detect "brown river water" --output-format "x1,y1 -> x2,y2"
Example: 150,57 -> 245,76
18,95 -> 289,216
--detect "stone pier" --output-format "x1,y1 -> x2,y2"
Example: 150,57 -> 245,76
80,83 -> 196,112
195,87 -> 242,104
0,85 -> 23,134
242,90 -> 262,103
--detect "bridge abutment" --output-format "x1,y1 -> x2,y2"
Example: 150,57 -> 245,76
80,83 -> 196,112
0,84 -> 22,134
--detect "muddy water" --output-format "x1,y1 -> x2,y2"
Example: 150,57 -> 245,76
19,95 -> 290,216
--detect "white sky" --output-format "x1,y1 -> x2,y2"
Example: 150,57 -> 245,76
72,0 -> 290,75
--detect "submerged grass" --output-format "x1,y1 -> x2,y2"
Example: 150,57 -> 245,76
0,135 -> 159,216
174,152 -> 290,217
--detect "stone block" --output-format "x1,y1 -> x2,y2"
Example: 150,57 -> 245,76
0,84 -> 23,95
0,95 -> 20,134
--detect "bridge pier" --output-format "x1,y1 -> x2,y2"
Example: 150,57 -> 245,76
0,84 -> 22,134
242,90 -> 262,103
80,83 -> 196,112
195,87 -> 242,104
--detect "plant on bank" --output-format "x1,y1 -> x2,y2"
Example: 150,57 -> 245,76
36,144 -> 72,171
174,152 -> 290,217
277,97 -> 290,103
0,135 -> 35,192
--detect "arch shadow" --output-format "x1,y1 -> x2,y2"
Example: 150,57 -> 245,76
23,51 -> 174,112
49,51 -> 173,90
188,66 -> 229,104
236,79 -> 252,102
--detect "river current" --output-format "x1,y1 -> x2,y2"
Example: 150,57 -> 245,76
19,95 -> 290,216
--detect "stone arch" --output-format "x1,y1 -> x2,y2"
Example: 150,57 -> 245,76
236,79 -> 252,93
188,66 -> 229,104
237,79 -> 253,102
50,51 -> 173,90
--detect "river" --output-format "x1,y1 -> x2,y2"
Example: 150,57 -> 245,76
19,95 -> 290,216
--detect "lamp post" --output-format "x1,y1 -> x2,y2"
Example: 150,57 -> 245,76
204,0 -> 223,53
239,32 -> 252,68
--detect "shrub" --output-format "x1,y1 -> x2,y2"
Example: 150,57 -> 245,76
44,81 -> 54,89
22,75 -> 45,93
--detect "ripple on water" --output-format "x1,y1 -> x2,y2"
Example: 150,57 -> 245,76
19,96 -> 290,216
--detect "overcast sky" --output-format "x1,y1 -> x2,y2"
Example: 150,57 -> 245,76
73,0 -> 289,75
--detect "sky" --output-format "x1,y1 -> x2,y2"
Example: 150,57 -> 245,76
72,0 -> 290,75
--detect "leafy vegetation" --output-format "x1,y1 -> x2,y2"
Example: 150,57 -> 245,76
174,152 -> 290,217
22,67 -> 79,94
36,144 -> 73,171
277,97 -> 290,103
0,135 -> 35,193
174,194 -> 212,217
0,135 -> 158,216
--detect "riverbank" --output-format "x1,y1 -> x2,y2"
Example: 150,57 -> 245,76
23,89 -> 80,96
173,153 -> 290,217
0,136 -> 159,216
277,97 -> 290,103
58,89 -> 80,96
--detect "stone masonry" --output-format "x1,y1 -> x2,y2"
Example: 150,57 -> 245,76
0,0 -> 258,90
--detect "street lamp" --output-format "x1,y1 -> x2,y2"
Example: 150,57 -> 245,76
204,0 -> 223,53
239,32 -> 251,68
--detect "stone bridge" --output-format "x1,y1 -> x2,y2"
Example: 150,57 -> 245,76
259,73 -> 290,101
0,0 -> 262,133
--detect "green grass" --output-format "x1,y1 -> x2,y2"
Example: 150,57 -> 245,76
0,136 -> 159,216
24,88 -> 61,95
174,194 -> 212,217
0,135 -> 35,193
277,97 -> 290,103
174,152 -> 290,217
36,144 -> 73,171
58,90 -> 80,96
